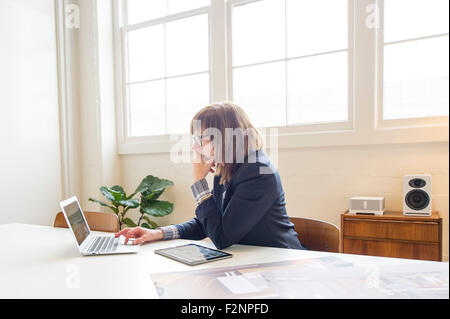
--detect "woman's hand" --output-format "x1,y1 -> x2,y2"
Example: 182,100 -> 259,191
114,227 -> 164,245
192,139 -> 215,182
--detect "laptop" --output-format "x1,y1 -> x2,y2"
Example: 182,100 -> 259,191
60,196 -> 139,256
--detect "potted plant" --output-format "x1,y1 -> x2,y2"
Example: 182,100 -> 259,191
89,175 -> 174,230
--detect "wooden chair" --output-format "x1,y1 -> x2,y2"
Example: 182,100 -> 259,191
54,211 -> 120,233
290,217 -> 340,253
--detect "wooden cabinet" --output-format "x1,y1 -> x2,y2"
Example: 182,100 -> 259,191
341,211 -> 442,261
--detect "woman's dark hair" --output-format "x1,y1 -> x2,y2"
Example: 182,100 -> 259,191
190,102 -> 263,184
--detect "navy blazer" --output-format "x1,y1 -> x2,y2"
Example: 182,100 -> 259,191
175,150 -> 305,250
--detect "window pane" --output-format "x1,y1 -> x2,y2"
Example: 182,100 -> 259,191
287,53 -> 348,125
233,0 -> 285,67
287,0 -> 348,57
128,25 -> 165,82
384,37 -> 449,120
168,0 -> 210,15
129,81 -> 165,137
233,62 -> 286,128
127,0 -> 167,25
384,0 -> 449,43
166,73 -> 210,134
166,14 -> 209,77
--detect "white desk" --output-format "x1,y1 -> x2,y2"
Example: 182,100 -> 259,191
0,223 -> 448,299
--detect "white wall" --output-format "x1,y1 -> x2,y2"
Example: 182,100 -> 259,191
74,0 -> 122,210
120,142 -> 449,260
0,0 -> 62,225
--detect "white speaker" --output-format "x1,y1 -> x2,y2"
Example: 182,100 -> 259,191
403,174 -> 432,216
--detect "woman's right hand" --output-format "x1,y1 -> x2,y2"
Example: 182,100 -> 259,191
114,227 -> 164,245
192,140 -> 215,182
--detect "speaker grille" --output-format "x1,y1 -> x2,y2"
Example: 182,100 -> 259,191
409,178 -> 427,188
405,189 -> 430,211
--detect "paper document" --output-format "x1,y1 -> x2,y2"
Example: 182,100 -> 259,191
217,275 -> 261,294
150,256 -> 449,299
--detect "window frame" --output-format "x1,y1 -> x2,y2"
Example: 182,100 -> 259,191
113,0 -> 448,155
376,0 -> 449,129
115,0 -> 213,145
229,0 -> 354,132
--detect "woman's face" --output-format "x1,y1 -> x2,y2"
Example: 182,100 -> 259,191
192,131 -> 214,162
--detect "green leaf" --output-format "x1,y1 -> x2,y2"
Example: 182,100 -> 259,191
88,198 -> 119,215
100,186 -> 116,203
151,190 -> 164,201
142,215 -> 152,224
118,199 -> 139,209
143,216 -> 159,229
123,218 -> 137,228
111,185 -> 126,199
140,200 -> 173,217
106,186 -> 124,201
134,175 -> 174,198
88,197 -> 109,207
141,222 -> 151,229
141,190 -> 164,201
140,195 -> 163,208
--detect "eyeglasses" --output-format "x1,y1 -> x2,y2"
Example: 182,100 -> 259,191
192,135 -> 212,146
192,135 -> 204,146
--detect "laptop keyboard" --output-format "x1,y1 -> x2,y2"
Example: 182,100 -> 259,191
86,236 -> 119,254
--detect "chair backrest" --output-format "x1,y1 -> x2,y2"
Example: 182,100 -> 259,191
290,217 -> 340,253
54,211 -> 120,233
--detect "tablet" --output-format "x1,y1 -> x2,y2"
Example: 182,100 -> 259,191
154,244 -> 232,266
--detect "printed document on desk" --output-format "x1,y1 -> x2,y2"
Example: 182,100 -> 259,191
150,256 -> 449,299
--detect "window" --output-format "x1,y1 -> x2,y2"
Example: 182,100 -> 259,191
232,0 -> 350,128
124,0 -> 211,136
114,0 -> 449,153
382,0 -> 449,120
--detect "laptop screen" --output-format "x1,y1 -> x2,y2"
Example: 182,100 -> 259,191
63,200 -> 90,246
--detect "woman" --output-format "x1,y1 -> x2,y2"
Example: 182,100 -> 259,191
115,103 -> 304,250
